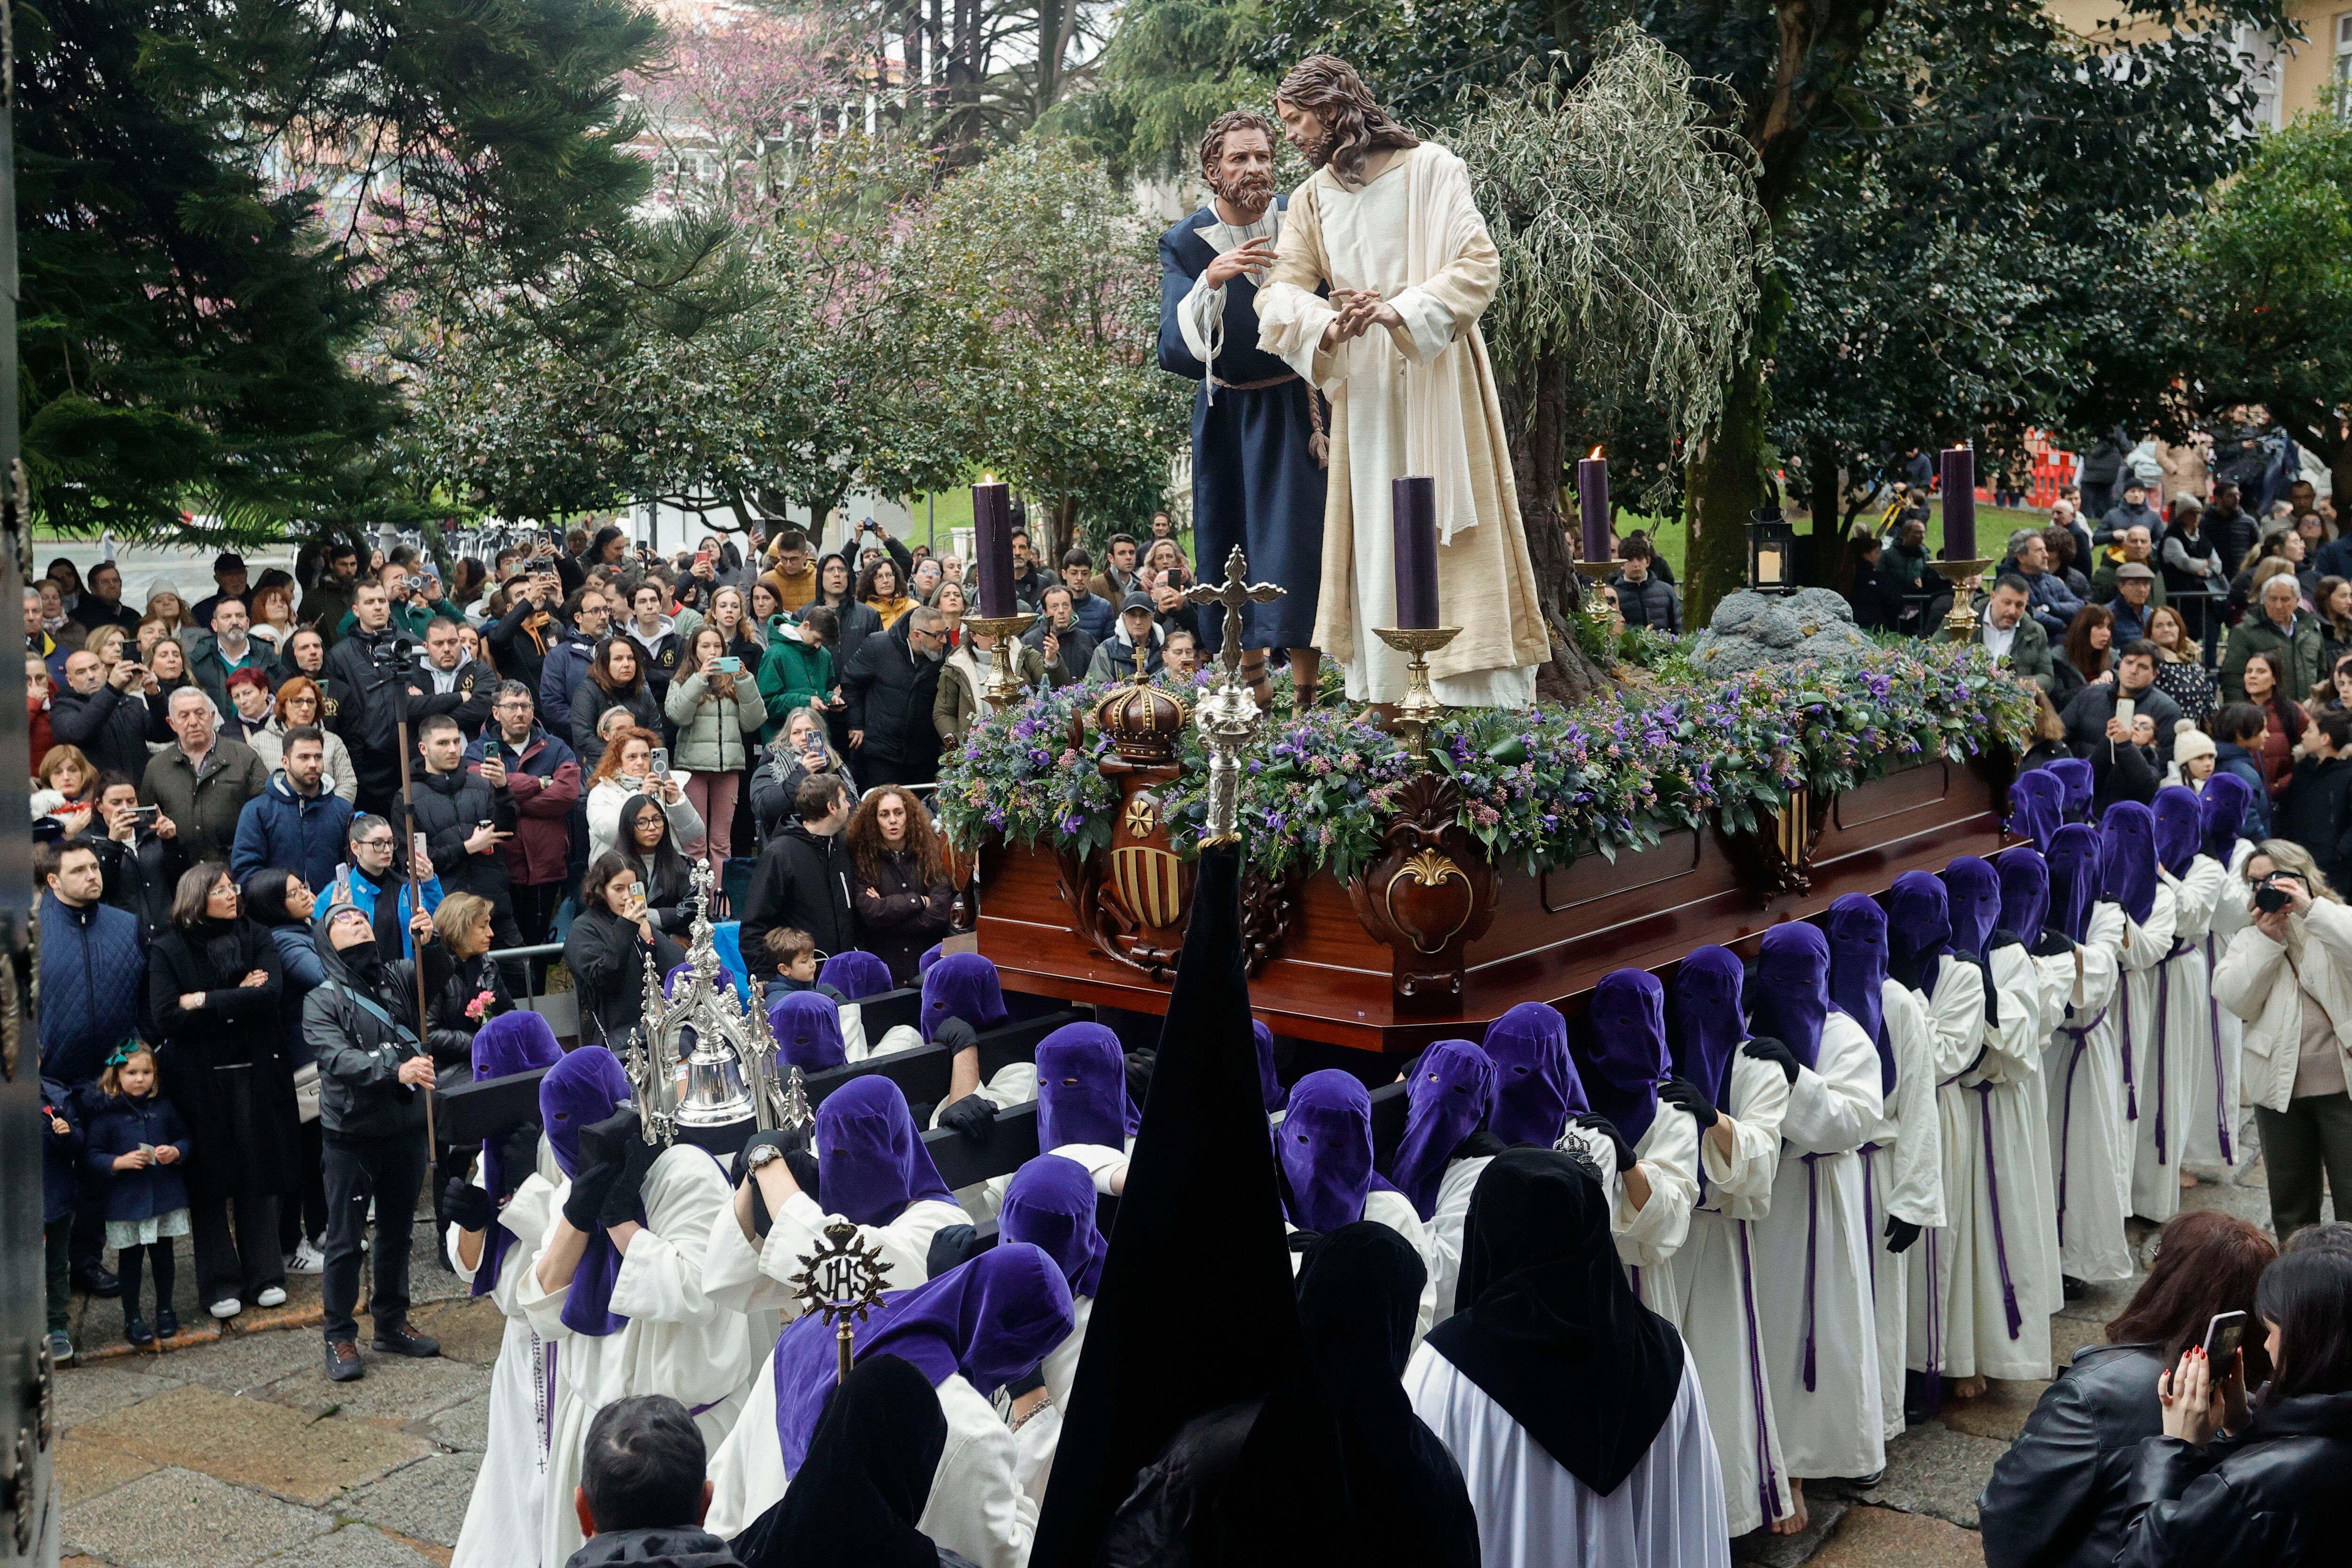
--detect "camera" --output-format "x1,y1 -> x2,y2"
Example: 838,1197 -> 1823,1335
366,635 -> 419,675
2254,876 -> 2293,915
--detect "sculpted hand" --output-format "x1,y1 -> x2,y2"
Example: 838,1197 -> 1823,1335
1203,238 -> 1276,290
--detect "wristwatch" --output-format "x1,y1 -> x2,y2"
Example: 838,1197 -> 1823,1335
744,1142 -> 783,1173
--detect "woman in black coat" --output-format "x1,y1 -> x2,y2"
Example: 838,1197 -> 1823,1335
562,850 -> 685,1053
1980,1211 -> 2276,1568
569,634 -> 664,772
242,868 -> 331,1267
843,786 -> 956,984
147,861 -> 300,1320
615,794 -> 696,937
421,891 -> 515,1072
2116,1245 -> 2352,1567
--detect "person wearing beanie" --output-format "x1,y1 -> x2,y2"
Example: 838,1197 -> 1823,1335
2167,722 -> 2218,788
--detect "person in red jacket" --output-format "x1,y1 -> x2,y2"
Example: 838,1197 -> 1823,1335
463,681 -> 581,962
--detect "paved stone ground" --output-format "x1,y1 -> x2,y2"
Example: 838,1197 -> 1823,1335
51,1155 -> 2304,1566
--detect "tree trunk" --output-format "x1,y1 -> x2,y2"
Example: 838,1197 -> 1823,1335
1804,438 -> 1841,588
1684,346 -> 1772,627
1501,352 -> 1614,705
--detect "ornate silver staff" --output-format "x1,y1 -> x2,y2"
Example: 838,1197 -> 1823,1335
791,1221 -> 891,1384
1184,545 -> 1287,847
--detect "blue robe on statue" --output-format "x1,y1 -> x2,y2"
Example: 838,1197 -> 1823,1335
1157,200 -> 1327,653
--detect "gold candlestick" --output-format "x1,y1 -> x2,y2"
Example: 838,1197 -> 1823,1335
1372,626 -> 1462,762
1931,558 -> 1993,641
961,611 -> 1041,710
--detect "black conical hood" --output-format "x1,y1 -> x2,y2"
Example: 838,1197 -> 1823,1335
1029,845 -> 1301,1566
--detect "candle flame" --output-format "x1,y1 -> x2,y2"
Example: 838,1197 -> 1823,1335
980,473 -> 995,484
1589,447 -> 1604,461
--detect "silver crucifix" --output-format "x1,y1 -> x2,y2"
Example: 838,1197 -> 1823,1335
1184,546 -> 1286,846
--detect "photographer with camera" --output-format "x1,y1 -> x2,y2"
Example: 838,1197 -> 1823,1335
323,581 -> 424,815
2213,843 -> 2352,1243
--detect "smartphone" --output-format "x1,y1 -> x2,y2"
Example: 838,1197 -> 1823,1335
714,656 -> 742,675
650,747 -> 670,777
475,819 -> 494,833
695,550 -> 712,568
481,737 -> 500,763
412,832 -> 429,867
628,882 -> 646,907
2201,1309 -> 2249,1367
2115,696 -> 2136,728
137,1143 -> 155,1160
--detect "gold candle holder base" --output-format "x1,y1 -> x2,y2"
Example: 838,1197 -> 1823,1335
1931,558 -> 1992,642
962,611 -> 1041,710
1373,626 -> 1462,762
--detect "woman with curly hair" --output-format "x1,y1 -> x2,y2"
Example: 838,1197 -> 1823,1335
858,556 -> 915,631
844,786 -> 956,983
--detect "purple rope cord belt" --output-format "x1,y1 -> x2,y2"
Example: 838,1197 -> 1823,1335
1976,1084 -> 2023,1339
2117,980 -> 2138,1122
2205,933 -> 2233,1162
1923,1227 -> 1942,1408
535,1337 -> 557,1469
1802,1152 -> 1824,1393
1736,1219 -> 1786,1526
2054,1006 -> 2109,1245
2152,942 -> 2192,1164
1859,1144 -> 1881,1303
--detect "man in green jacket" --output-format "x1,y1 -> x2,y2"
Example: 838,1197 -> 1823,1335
1941,573 -> 2057,694
2222,574 -> 2326,703
755,608 -> 839,742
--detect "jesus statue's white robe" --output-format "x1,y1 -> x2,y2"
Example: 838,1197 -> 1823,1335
1257,143 -> 1551,707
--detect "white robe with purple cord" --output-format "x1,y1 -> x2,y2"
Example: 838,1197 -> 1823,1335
2045,902 -> 2136,1284
1861,979 -> 1946,1439
2182,845 -> 2251,1173
449,1146 -> 561,1568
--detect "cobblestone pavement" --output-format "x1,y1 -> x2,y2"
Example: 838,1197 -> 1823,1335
50,1158 -> 2300,1566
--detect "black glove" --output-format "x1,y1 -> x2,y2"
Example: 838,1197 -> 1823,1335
1742,1035 -> 1800,1086
925,1224 -> 982,1277
1572,1112 -> 1636,1173
578,1106 -> 641,1174
783,1148 -> 819,1198
2030,929 -> 2076,959
442,1177 -> 494,1234
1451,1128 -> 1510,1162
562,1162 -> 621,1232
1884,1215 -> 1923,1255
1988,926 -> 2026,952
494,1122 -> 542,1200
937,1093 -> 997,1142
1123,1049 -> 1157,1109
598,1126 -> 662,1230
1659,1075 -> 1719,1129
731,1130 -> 795,1189
933,1015 -> 977,1056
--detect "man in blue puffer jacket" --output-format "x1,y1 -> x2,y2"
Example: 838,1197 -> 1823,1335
36,839 -> 145,1297
230,727 -> 355,895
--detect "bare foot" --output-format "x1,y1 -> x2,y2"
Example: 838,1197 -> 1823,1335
1951,1374 -> 1988,1400
1770,1479 -> 1810,1536
2180,1170 -> 2199,1190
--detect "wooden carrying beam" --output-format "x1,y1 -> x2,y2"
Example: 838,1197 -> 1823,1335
435,1067 -> 553,1148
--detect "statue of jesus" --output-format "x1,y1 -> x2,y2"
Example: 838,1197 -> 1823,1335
1256,55 -> 1551,708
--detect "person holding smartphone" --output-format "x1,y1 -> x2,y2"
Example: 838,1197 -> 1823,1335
2215,843 -> 2352,1241
561,850 -> 686,1053
663,625 -> 768,866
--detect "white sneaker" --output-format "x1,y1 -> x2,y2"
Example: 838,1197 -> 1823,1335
286,1239 -> 326,1275
208,1298 -> 241,1320
255,1286 -> 287,1309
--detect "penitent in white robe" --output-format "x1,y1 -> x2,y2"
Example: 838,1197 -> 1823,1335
1425,1154 -> 1496,1329
1288,1186 -> 1441,1343
705,1362 -> 1039,1567
1255,144 -> 1550,706
1752,1011 -> 1886,1480
520,1146 -> 760,1568
1861,979 -> 1947,1439
700,1180 -> 969,1337
2044,902 -> 2137,1284
1937,944 -> 2058,1384
1008,1296 -> 1094,1506
2184,844 -> 2257,1171
930,1062 -> 1040,1223
1614,1108 -> 1701,1324
449,1146 -> 562,1568
1657,1052 -> 1793,1536
2131,863 -> 2214,1219
1405,1345 -> 1730,1568
2116,886 -> 2182,1224
1899,955 -> 1981,1395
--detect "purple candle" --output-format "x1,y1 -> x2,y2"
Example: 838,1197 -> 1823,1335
1392,476 -> 1440,629
1941,447 -> 1977,562
972,478 -> 1015,618
1576,448 -> 1611,563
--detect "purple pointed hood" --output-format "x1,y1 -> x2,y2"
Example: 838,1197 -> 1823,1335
817,1075 -> 956,1226
1826,896 -> 1894,1095
918,943 -> 945,976
1034,1022 -> 1137,1151
770,989 -> 848,1072
772,1242 -> 1074,1473
820,949 -> 895,1001
2101,800 -> 2159,925
1886,871 -> 1952,996
2009,769 -> 2066,852
1000,1155 -> 1106,1299
1669,946 -> 1746,1106
1580,971 -> 1669,1146
2200,773 -> 2256,864
921,952 -> 1007,1043
1943,856 -> 2002,957
1482,1002 -> 1586,1147
1997,847 -> 2050,946
2048,823 -> 2102,943
1253,1020 -> 1287,1114
1277,1070 -> 1376,1234
2048,757 -> 2095,823
2153,785 -> 2203,877
539,1047 -> 638,1336
1748,923 -> 1833,1070
469,1011 -> 563,1298
1386,1040 -> 1495,1221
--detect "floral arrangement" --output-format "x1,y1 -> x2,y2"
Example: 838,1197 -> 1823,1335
464,990 -> 500,1022
937,642 -> 2035,883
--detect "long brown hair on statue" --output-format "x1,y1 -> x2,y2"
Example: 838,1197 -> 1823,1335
1275,54 -> 1420,188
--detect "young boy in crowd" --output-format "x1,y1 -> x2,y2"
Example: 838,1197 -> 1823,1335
761,927 -> 845,1006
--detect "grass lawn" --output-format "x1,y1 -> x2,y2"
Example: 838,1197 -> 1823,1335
1616,499 -> 2052,581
